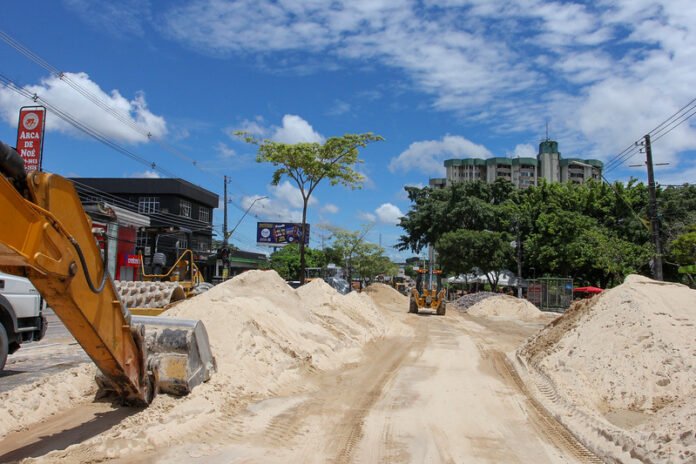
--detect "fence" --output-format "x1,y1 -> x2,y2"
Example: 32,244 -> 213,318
526,278 -> 573,312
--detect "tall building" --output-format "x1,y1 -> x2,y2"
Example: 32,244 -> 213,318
434,139 -> 602,189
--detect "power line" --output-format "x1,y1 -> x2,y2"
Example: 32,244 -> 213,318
604,97 -> 696,175
0,29 -> 259,212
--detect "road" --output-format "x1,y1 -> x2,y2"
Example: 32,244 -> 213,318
0,299 -> 597,463
129,303 -> 591,463
0,308 -> 89,394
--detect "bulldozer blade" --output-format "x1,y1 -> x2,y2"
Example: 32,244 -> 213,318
132,315 -> 216,397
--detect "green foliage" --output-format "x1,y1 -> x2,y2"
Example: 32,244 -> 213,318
269,245 -> 326,280
436,229 -> 514,291
670,225 -> 696,265
328,226 -> 396,281
399,178 -> 673,288
236,131 -> 382,282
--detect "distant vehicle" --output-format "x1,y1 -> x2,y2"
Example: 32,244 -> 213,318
0,272 -> 47,371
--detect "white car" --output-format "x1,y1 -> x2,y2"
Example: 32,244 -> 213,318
0,272 -> 47,371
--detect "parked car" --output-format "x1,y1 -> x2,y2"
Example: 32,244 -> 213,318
0,272 -> 47,371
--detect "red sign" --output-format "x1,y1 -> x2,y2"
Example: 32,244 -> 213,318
125,254 -> 141,267
16,106 -> 47,172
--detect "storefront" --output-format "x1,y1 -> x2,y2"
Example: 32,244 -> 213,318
83,202 -> 150,281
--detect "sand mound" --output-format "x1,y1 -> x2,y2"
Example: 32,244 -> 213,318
0,270 -> 410,459
517,274 -> 696,462
362,283 -> 408,308
465,295 -> 543,321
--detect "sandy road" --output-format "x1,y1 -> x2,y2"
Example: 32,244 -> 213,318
0,298 -> 593,463
143,306 -> 585,463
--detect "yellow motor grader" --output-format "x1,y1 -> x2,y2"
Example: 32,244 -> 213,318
409,264 -> 446,316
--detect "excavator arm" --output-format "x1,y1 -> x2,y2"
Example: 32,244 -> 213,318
0,141 -> 214,403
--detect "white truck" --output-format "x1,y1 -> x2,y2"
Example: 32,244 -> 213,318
0,272 -> 47,371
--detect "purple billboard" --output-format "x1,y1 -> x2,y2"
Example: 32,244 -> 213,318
257,222 -> 310,246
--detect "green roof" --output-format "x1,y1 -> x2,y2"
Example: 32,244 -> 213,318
444,158 -> 486,167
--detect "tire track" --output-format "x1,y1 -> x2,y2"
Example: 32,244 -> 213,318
491,351 -> 604,463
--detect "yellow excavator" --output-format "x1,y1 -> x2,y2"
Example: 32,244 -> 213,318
0,141 -> 215,404
409,252 -> 446,316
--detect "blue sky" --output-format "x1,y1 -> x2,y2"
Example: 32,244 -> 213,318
1,0 -> 695,259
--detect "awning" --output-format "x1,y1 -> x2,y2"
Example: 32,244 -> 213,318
573,286 -> 603,294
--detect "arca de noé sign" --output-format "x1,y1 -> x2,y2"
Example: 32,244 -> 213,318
16,106 -> 47,172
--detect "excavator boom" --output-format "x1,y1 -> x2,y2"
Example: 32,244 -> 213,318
0,141 -> 214,403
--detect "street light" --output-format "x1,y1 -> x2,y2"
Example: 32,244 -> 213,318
225,196 -> 268,242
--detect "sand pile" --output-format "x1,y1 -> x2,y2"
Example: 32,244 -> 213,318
0,270 -> 409,460
362,283 -> 408,309
465,295 -> 543,321
517,275 -> 696,462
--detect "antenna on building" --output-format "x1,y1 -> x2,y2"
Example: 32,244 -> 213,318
545,118 -> 550,141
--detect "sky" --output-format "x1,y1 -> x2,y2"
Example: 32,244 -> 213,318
1,0 -> 695,260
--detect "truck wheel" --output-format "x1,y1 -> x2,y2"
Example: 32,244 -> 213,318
437,301 -> 447,316
409,298 -> 418,314
0,324 -> 8,372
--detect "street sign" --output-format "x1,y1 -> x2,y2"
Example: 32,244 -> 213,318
16,106 -> 47,172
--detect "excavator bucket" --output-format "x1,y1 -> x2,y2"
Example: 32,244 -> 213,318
132,315 -> 216,397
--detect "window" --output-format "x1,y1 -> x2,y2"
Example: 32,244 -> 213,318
179,199 -> 192,218
138,196 -> 160,213
199,207 -> 210,223
198,240 -> 209,251
136,231 -> 150,248
177,238 -> 188,250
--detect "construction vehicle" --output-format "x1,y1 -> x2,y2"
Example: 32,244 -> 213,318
409,249 -> 446,315
0,141 -> 215,404
116,249 -> 214,316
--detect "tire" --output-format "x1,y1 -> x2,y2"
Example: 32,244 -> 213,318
0,323 -> 8,372
437,301 -> 447,316
409,298 -> 418,314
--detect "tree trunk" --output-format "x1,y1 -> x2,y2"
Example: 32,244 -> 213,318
299,201 -> 308,284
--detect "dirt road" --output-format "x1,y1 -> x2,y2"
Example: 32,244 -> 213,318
0,308 -> 88,394
0,295 -> 596,463
120,306 -> 587,463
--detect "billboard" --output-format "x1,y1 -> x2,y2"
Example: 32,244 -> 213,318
257,222 -> 310,246
16,106 -> 46,172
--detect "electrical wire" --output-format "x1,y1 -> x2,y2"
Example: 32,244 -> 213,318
0,30 -> 258,212
603,98 -> 696,175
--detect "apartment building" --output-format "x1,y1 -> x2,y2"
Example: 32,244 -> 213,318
433,139 -> 602,189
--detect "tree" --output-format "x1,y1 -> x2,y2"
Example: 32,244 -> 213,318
327,226 -> 372,284
236,132 -> 382,283
353,243 -> 398,281
670,225 -> 696,266
436,229 -> 514,291
269,244 -> 327,281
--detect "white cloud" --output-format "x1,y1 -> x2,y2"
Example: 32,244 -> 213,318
271,180 -> 317,209
157,0 -> 696,172
130,170 -> 161,179
271,114 -> 324,144
389,135 -> 492,175
358,211 -> 377,222
507,144 -> 536,158
375,203 -> 403,225
240,180 -> 321,223
0,72 -> 167,144
216,142 -> 237,158
321,203 -> 339,214
327,99 -> 351,116
232,116 -> 268,138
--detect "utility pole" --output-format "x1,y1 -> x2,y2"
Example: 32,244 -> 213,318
223,175 -> 228,246
644,134 -> 664,281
